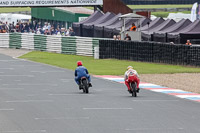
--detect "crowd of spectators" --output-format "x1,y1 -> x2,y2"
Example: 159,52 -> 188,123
0,21 -> 75,36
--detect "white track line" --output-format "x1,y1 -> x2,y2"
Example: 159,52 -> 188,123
18,83 -> 58,86
151,89 -> 187,92
11,65 -> 42,67
0,60 -> 20,62
48,93 -> 94,96
31,71 -> 65,73
132,100 -> 179,102
0,75 -> 34,77
83,108 -> 133,110
0,68 -> 14,70
0,88 -> 24,90
176,95 -> 200,98
1,130 -> 47,133
35,117 -> 89,120
5,100 -> 53,103
125,127 -> 184,131
0,108 -> 14,111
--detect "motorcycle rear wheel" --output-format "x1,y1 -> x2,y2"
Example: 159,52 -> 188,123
82,79 -> 89,93
131,82 -> 137,97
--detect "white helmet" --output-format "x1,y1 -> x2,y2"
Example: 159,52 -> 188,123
127,66 -> 133,70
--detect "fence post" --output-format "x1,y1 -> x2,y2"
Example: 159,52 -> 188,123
94,46 -> 99,59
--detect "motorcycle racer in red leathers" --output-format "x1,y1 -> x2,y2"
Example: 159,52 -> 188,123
124,66 -> 140,92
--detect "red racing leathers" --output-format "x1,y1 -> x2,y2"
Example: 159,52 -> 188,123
124,69 -> 140,91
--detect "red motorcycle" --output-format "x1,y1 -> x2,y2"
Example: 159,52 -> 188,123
127,74 -> 139,97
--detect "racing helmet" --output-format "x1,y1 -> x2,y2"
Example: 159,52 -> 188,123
127,66 -> 133,70
77,61 -> 82,66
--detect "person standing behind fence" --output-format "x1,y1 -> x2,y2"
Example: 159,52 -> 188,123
69,28 -> 75,36
186,40 -> 192,46
124,33 -> 131,41
117,35 -> 121,40
113,35 -> 117,40
130,23 -> 136,31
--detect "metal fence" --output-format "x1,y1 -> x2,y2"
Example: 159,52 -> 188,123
99,40 -> 200,66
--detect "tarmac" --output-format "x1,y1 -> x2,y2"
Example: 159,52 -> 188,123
0,53 -> 200,133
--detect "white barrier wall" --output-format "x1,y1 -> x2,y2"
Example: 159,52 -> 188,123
46,35 -> 62,53
0,33 -> 100,57
21,33 -> 34,50
76,37 -> 93,56
0,33 -> 9,48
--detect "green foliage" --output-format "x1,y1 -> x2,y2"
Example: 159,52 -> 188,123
20,51 -> 200,75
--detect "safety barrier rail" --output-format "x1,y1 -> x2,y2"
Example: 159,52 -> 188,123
0,33 -> 100,57
99,40 -> 200,66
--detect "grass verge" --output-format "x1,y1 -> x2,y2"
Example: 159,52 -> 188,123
152,11 -> 190,18
19,51 -> 200,75
128,4 -> 192,9
0,7 -> 31,13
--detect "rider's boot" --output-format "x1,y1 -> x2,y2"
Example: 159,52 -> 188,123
137,88 -> 140,93
127,89 -> 131,93
89,83 -> 92,87
79,85 -> 82,90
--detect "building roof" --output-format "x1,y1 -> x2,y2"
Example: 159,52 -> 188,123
55,7 -> 94,15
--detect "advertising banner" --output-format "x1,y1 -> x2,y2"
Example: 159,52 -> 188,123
0,0 -> 103,7
191,2 -> 198,22
197,4 -> 200,19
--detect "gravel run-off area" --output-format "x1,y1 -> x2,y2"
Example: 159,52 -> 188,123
140,74 -> 200,94
0,48 -> 199,94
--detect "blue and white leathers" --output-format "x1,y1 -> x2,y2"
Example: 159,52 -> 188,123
75,66 -> 91,85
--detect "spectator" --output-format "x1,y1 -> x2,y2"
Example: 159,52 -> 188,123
113,35 -> 117,40
117,35 -> 121,40
43,22 -> 48,31
10,22 -> 15,32
47,23 -> 51,31
24,22 -> 30,33
124,33 -> 131,41
15,23 -> 19,32
61,27 -> 65,36
70,29 -> 75,36
69,27 -> 75,36
56,28 -> 61,35
0,21 -> 77,37
50,26 -> 55,35
186,40 -> 192,45
36,25 -> 42,34
19,22 -> 25,33
130,23 -> 136,31
65,29 -> 70,36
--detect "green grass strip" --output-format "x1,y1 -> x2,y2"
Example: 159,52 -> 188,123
128,4 -> 192,9
20,51 -> 200,75
152,11 -> 191,18
0,7 -> 31,13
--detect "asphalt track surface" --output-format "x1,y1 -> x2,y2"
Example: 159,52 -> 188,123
0,53 -> 200,133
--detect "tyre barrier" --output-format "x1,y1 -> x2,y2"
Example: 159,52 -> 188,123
99,40 -> 200,66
